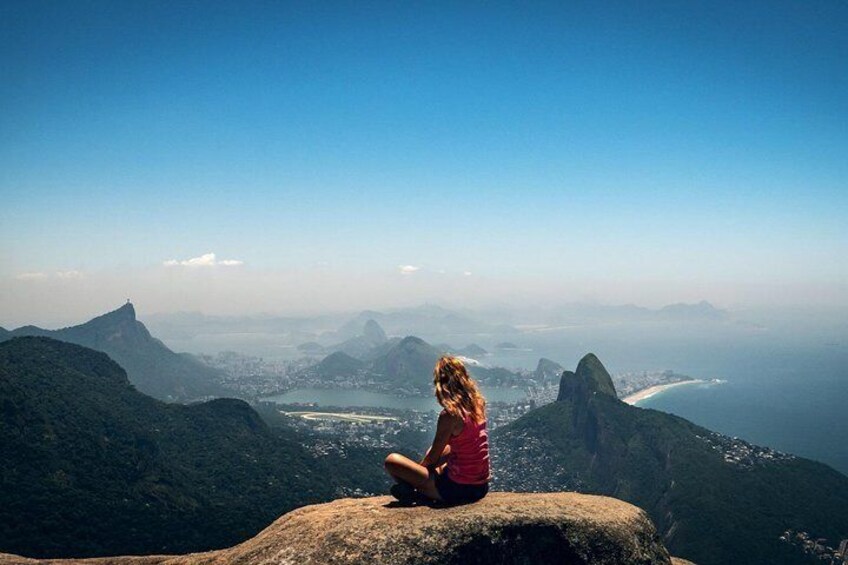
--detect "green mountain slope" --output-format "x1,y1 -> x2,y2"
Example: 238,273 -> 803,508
492,353 -> 848,565
309,335 -> 523,392
315,351 -> 365,377
368,336 -> 443,392
2,303 -> 226,402
0,337 -> 340,559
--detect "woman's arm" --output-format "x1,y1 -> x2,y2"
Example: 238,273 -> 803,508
421,444 -> 452,467
420,411 -> 458,468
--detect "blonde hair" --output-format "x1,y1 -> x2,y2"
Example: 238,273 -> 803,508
433,355 -> 486,423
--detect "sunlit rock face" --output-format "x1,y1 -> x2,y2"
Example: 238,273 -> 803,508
0,492 -> 686,565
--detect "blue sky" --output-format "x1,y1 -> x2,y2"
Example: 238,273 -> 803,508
1,1 -> 846,322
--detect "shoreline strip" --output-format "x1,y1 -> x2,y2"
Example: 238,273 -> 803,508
622,379 -> 705,405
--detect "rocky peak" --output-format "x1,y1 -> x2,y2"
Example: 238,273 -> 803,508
0,492 -> 695,564
90,302 -> 137,324
557,353 -> 617,402
362,319 -> 387,343
534,357 -> 564,382
397,335 -> 428,348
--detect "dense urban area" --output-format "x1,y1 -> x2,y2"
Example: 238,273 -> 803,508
781,530 -> 848,564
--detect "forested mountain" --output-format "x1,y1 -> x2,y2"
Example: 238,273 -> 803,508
314,351 -> 366,377
0,337 -> 385,558
1,303 -> 226,402
492,353 -> 848,565
354,336 -> 521,393
368,336 -> 442,392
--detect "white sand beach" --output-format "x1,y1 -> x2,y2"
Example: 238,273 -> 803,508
622,379 -> 705,405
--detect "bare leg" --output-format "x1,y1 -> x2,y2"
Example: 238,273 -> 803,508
384,453 -> 443,501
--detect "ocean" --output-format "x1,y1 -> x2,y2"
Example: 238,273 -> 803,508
472,318 -> 848,477
634,345 -> 848,476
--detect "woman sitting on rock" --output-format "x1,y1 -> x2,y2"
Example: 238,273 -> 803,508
384,355 -> 491,505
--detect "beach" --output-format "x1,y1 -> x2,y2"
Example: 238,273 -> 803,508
622,379 -> 704,405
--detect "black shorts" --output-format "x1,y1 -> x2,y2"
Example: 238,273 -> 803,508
434,469 -> 489,505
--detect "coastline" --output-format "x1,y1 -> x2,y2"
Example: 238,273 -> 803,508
622,379 -> 705,405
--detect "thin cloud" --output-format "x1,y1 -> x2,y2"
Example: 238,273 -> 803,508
56,270 -> 84,279
15,272 -> 48,281
399,265 -> 420,275
463,271 -> 472,276
163,253 -> 243,268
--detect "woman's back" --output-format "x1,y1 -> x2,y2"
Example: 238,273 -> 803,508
446,415 -> 491,485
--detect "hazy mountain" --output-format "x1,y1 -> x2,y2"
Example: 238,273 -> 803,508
369,336 -> 443,393
362,319 -> 387,343
327,319 -> 388,359
533,357 -> 564,385
456,343 -> 488,357
481,301 -> 731,328
2,303 -> 226,402
0,337 -> 344,558
314,351 -> 365,378
358,336 -> 403,362
658,300 -> 728,321
296,341 -> 325,354
141,310 -> 346,342
335,304 -> 518,341
492,354 -> 848,565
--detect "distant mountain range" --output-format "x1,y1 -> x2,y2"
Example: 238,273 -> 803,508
0,337 -> 387,558
141,304 -> 519,351
331,304 -> 518,342
455,343 -> 488,357
0,303 -> 226,402
478,300 -> 731,328
492,353 -> 848,565
132,301 -> 731,366
656,300 -> 729,321
140,310 -> 344,343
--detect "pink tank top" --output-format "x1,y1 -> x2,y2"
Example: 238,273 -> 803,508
446,414 -> 491,485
